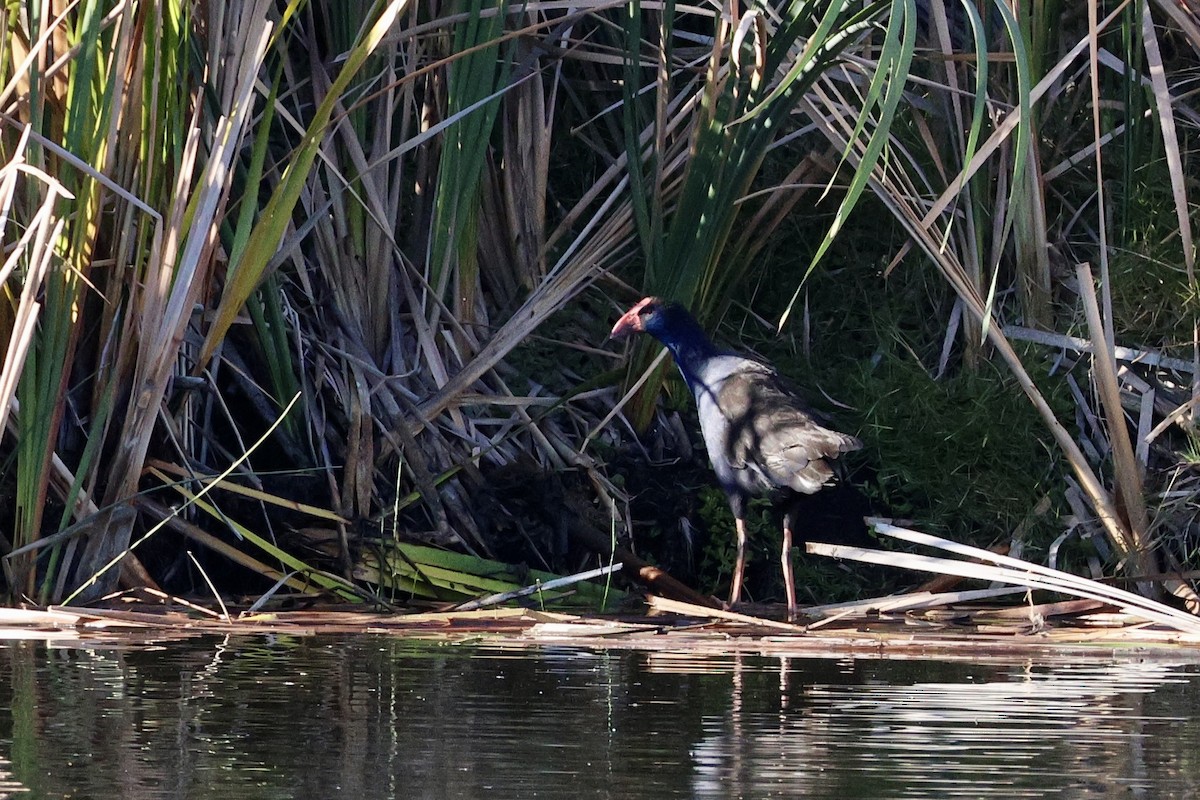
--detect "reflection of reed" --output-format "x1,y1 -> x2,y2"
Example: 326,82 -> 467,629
0,757 -> 28,795
0,638 -> 1196,799
690,658 -> 1196,799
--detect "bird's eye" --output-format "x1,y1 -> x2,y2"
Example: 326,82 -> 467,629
638,304 -> 657,317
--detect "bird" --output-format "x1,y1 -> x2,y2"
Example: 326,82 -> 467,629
610,296 -> 861,620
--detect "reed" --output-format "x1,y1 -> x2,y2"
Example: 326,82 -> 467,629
0,0 -> 1195,610
616,0 -> 911,428
0,1 -> 641,604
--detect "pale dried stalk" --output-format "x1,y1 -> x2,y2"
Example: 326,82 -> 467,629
0,134 -> 70,435
106,5 -> 275,504
1075,263 -> 1151,560
808,520 -> 1200,634
1139,3 -> 1199,409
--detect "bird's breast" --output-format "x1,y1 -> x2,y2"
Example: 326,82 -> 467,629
694,372 -> 768,495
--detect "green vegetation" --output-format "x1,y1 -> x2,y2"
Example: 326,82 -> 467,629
0,0 -> 1196,611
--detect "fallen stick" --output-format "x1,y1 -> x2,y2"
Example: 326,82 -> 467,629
1004,324 -> 1193,373
807,521 -> 1200,635
567,519 -> 721,608
454,564 -> 623,611
646,595 -> 806,632
802,587 -> 1026,619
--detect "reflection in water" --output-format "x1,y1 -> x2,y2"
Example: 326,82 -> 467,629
690,655 -> 1195,799
0,636 -> 1194,799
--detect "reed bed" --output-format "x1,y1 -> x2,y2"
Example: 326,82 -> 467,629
0,0 -> 1196,617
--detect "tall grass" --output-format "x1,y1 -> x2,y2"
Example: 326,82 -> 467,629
813,0 -> 1199,601
0,1 -> 642,603
617,0 -> 910,428
0,0 -> 1195,608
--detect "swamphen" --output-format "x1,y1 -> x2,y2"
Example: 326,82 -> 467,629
610,297 -> 861,619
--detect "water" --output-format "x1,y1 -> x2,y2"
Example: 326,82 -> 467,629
0,635 -> 1196,799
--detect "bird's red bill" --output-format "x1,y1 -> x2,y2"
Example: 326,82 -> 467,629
609,296 -> 657,339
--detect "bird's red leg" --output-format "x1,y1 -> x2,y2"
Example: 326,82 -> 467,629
729,517 -> 748,607
781,524 -> 796,621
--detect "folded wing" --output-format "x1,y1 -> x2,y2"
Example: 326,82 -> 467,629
713,361 -> 861,495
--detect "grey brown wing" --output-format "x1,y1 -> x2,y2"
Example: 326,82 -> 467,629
717,365 -> 860,494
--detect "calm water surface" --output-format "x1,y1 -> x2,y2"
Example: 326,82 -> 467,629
0,634 -> 1196,798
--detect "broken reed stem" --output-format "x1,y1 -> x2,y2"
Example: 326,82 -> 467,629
1002,325 -> 1194,373
453,564 -> 624,612
1076,262 -> 1157,587
186,551 -> 232,623
814,519 -> 1200,634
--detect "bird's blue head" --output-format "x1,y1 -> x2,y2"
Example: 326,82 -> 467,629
609,297 -> 717,360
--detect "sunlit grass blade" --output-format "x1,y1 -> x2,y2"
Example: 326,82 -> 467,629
620,0 -> 903,428
780,0 -> 915,329
429,0 -> 512,320
197,1 -> 410,371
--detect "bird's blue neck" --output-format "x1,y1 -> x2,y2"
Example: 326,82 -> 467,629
651,316 -> 721,392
